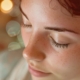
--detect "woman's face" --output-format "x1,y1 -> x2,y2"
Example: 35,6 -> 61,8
21,0 -> 80,80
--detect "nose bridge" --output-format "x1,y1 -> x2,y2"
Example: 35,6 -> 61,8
23,31 -> 46,61
27,29 -> 42,49
28,31 -> 40,47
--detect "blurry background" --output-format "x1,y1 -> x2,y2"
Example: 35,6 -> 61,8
0,0 -> 24,52
0,1 -> 30,80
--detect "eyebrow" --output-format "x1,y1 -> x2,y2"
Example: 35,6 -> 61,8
45,27 -> 78,34
19,4 -> 29,20
19,4 -> 78,34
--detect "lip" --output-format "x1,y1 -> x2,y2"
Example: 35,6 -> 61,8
29,66 -> 51,77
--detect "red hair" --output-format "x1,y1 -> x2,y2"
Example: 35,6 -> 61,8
20,0 -> 80,16
58,0 -> 80,16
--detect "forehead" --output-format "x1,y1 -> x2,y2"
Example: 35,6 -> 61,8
21,0 -> 68,14
21,0 -> 80,33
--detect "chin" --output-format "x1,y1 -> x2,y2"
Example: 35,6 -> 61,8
31,74 -> 54,80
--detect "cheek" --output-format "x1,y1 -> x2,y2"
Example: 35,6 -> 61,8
60,45 -> 80,68
21,27 -> 31,47
46,45 -> 80,73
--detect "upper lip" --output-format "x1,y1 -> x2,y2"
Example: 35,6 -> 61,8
29,65 -> 51,74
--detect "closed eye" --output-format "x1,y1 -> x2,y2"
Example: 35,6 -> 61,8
21,22 -> 32,28
50,36 -> 70,48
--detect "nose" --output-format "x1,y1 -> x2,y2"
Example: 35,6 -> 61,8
23,33 -> 46,62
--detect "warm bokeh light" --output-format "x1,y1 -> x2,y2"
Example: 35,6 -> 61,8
1,0 -> 13,13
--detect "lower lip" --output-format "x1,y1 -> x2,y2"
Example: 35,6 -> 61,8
29,66 -> 51,77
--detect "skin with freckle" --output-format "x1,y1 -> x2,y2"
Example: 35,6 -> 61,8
20,0 -> 80,80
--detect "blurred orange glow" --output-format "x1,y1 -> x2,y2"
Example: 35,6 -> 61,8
1,0 -> 13,13
0,43 -> 5,51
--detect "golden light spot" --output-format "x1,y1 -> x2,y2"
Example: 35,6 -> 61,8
1,0 -> 13,13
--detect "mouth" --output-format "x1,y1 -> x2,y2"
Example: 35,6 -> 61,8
29,66 -> 51,77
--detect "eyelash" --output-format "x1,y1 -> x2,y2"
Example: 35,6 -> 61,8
50,36 -> 70,48
21,23 -> 31,28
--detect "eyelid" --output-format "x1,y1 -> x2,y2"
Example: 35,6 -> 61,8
50,36 -> 70,45
21,16 -> 31,26
50,32 -> 76,44
21,15 -> 30,25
